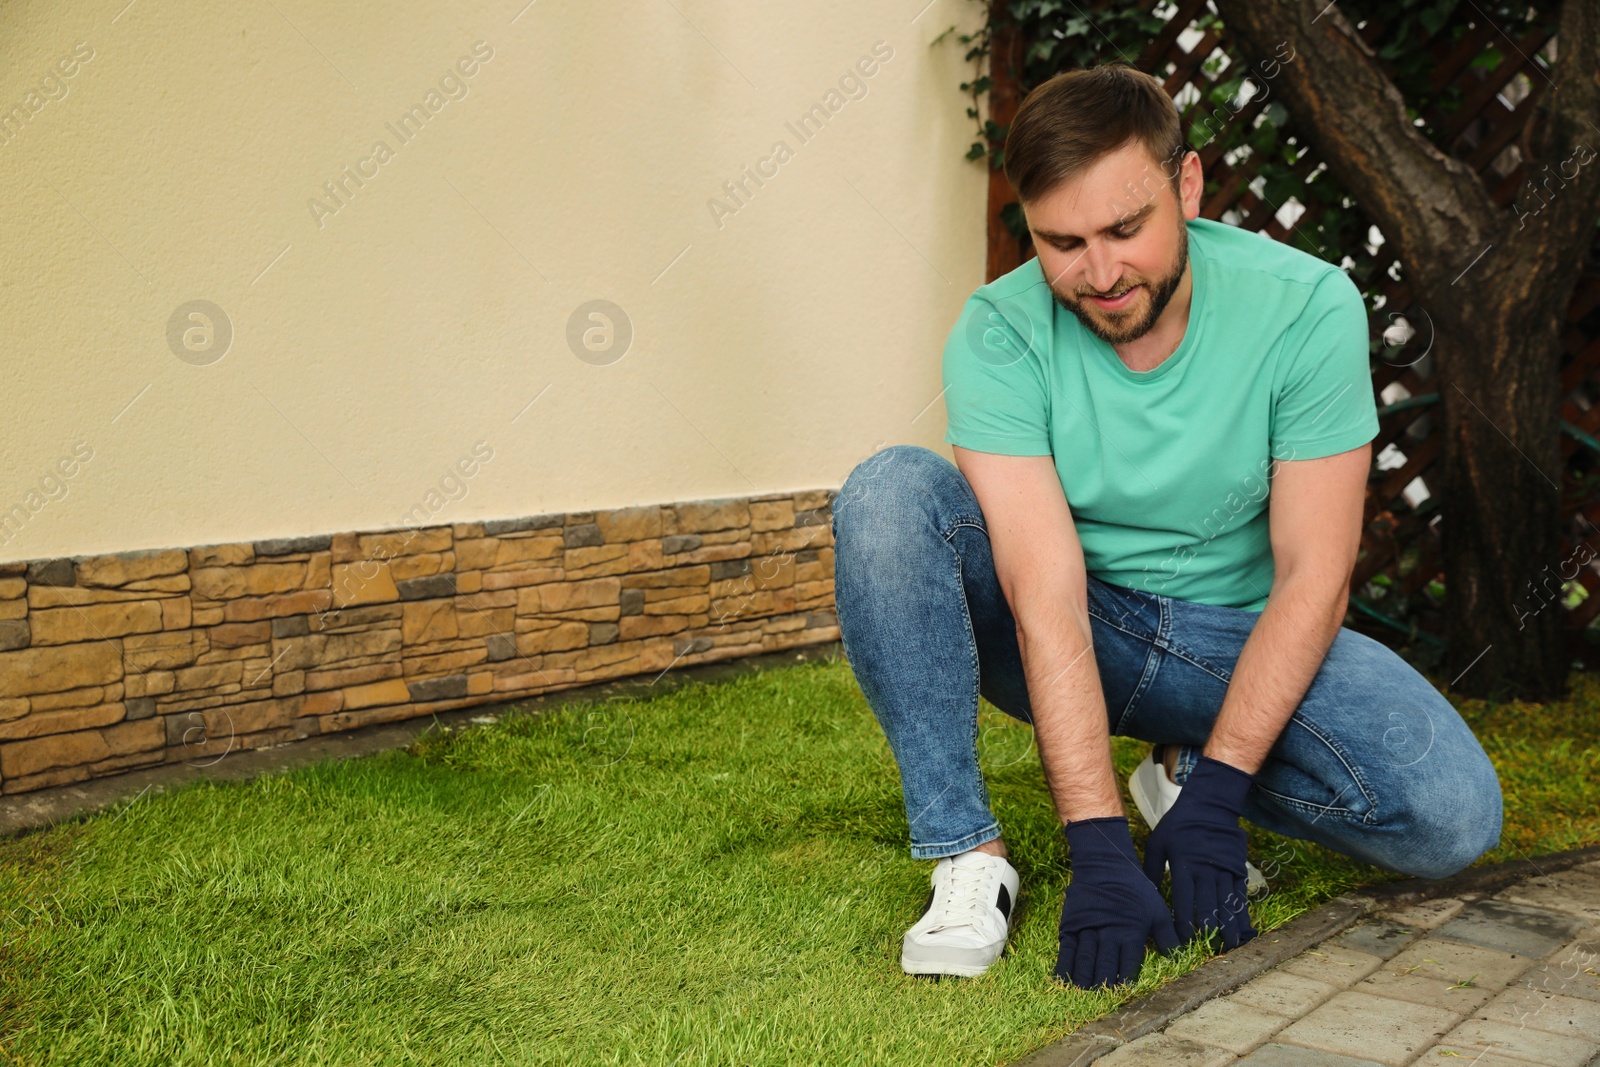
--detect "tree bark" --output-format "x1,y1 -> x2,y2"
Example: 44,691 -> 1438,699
1209,0 -> 1600,699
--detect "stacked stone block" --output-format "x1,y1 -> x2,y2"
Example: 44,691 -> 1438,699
0,490 -> 838,795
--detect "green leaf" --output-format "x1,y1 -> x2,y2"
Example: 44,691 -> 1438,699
1470,46 -> 1504,71
1000,201 -> 1028,240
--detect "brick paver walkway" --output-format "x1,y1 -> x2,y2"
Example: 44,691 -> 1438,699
1093,860 -> 1600,1066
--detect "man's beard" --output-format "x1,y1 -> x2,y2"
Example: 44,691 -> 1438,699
1050,221 -> 1189,346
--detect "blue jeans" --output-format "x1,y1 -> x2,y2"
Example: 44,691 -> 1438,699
830,445 -> 1503,880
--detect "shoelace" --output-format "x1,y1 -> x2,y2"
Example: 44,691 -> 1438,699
925,862 -> 998,933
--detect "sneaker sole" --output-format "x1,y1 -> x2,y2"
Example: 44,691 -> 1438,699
900,939 -> 1006,977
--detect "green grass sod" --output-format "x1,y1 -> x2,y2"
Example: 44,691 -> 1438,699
1,654 -> 1594,1066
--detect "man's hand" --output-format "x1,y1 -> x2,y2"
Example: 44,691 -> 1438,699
1056,817 -> 1180,989
1142,756 -> 1257,949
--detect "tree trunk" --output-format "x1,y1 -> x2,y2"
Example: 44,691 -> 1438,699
1434,300 -> 1568,699
1208,0 -> 1600,701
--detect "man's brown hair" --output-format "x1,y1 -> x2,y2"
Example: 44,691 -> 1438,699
1002,63 -> 1188,207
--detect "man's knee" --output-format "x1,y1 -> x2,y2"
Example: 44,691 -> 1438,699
832,444 -> 961,537
1318,637 -> 1505,879
1381,749 -> 1504,880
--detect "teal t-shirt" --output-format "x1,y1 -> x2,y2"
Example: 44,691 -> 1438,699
941,216 -> 1378,612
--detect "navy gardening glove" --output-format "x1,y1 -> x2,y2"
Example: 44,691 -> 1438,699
1142,755 -> 1257,950
1056,816 -> 1180,989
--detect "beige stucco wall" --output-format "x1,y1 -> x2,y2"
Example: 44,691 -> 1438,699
0,0 -> 987,566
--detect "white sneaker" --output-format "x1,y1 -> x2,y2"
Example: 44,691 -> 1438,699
900,850 -> 1019,977
1130,748 -> 1268,895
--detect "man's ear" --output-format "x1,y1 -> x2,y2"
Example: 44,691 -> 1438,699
1177,149 -> 1203,220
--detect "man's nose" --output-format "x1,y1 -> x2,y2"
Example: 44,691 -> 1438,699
1081,242 -> 1121,294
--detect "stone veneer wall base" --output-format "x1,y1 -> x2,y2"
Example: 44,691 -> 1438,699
0,490 -> 838,796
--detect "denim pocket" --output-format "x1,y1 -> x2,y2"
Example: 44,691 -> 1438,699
1253,715 -> 1377,823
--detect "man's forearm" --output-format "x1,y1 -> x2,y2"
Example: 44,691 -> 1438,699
1204,575 -> 1348,773
1014,596 -> 1123,822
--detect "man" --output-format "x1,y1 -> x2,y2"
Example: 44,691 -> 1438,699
829,63 -> 1502,990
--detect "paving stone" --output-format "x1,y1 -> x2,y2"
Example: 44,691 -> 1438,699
1328,920 -> 1423,960
1227,971 -> 1341,1018
1439,1018 -> 1598,1067
1426,1044 -> 1576,1067
1164,997 -> 1290,1055
1383,936 -> 1536,991
1476,986 -> 1600,1043
1518,940 -> 1600,1003
1374,897 -> 1466,931
1030,865 -> 1600,1067
1433,899 -> 1587,959
1277,945 -> 1385,989
1097,1033 -> 1236,1066
1498,867 -> 1600,925
1274,990 -> 1461,1066
1235,1043 -> 1384,1067
1354,965 -> 1496,1015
